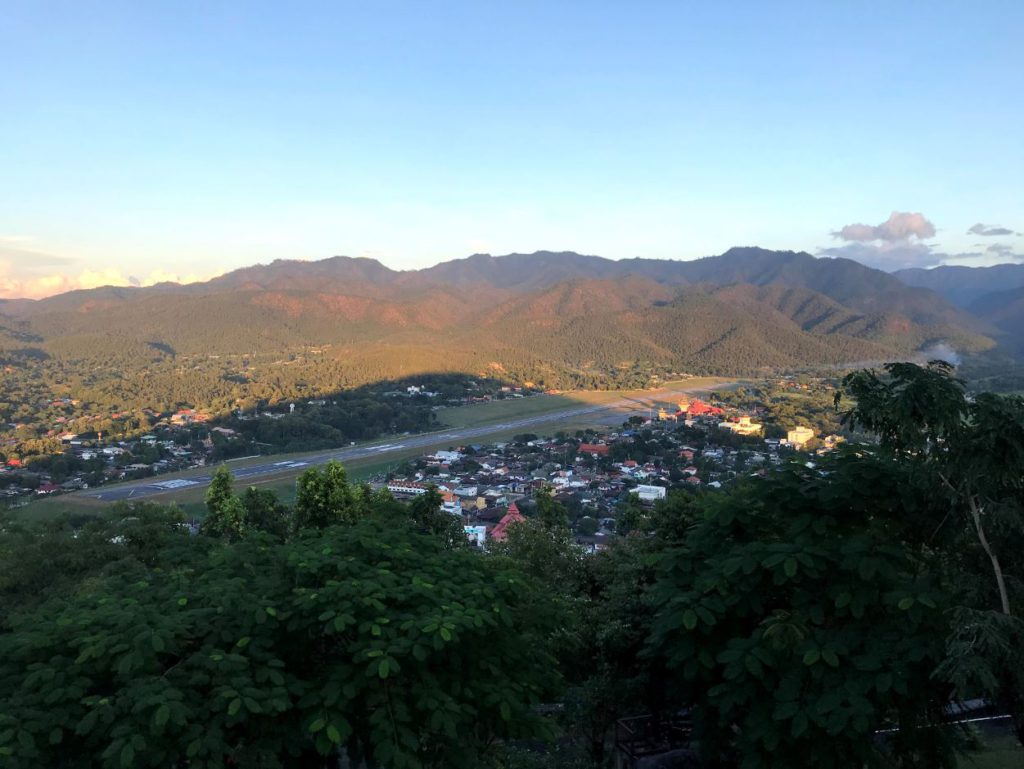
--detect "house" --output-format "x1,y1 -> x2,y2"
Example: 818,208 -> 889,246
630,484 -> 667,502
719,416 -> 763,436
578,443 -> 610,456
464,525 -> 487,548
820,434 -> 845,452
575,533 -> 609,554
787,426 -> 815,449
387,480 -> 429,496
489,501 -> 525,543
441,491 -> 462,516
681,399 -> 723,417
430,450 -> 463,464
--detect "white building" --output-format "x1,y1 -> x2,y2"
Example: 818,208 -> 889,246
464,525 -> 487,548
630,484 -> 667,502
387,481 -> 429,496
719,416 -> 763,436
787,426 -> 815,448
431,450 -> 463,464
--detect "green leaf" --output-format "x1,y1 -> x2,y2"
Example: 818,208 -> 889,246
803,649 -> 821,666
309,718 -> 326,733
744,655 -> 763,677
177,597 -> 188,607
236,636 -> 251,648
154,704 -> 170,728
897,597 -> 914,610
500,702 -> 512,721
120,743 -> 135,768
791,711 -> 808,737
682,609 -> 698,630
48,728 -> 62,745
783,557 -> 798,577
378,658 -> 390,679
821,650 -> 839,668
326,724 -> 342,744
265,606 -> 277,617
774,701 -> 799,721
228,698 -> 242,716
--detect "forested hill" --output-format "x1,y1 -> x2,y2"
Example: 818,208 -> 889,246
895,263 -> 1024,308
0,248 -> 999,409
10,247 -> 989,327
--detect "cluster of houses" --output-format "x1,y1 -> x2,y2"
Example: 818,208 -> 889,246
376,400 -> 847,550
3,387 -> 845,514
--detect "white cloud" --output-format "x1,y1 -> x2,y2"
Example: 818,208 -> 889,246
0,261 -> 220,300
832,211 -> 936,243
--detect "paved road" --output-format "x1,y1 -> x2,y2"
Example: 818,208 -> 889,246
84,399 -> 642,503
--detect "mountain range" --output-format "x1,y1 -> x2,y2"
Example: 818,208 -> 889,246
0,248 -> 1014,393
894,263 -> 1024,356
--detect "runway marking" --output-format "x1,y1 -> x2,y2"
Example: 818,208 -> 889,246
151,479 -> 201,490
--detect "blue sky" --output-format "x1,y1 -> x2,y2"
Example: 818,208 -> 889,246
2,1 -> 1022,297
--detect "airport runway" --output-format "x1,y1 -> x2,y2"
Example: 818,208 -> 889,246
85,399 -> 641,503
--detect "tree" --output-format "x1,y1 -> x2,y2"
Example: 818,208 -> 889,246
838,360 -> 1024,741
293,460 -> 359,531
201,466 -> 246,541
648,453 -> 956,768
0,518 -> 564,768
241,486 -> 291,539
406,486 -> 466,549
533,488 -> 569,532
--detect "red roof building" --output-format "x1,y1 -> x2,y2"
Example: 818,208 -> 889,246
680,399 -> 723,417
578,443 -> 610,456
489,501 -> 525,543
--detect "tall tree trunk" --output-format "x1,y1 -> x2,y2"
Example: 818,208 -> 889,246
968,496 -> 1011,616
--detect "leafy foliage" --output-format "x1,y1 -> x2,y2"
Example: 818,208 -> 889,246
648,453 -> 956,768
0,518 -> 561,768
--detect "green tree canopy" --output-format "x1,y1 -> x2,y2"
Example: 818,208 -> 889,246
201,465 -> 246,541
0,518 -> 562,768
648,452 -> 955,768
293,460 -> 361,531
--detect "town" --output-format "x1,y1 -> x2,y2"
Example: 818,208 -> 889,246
380,393 -> 846,552
1,380 -> 845,514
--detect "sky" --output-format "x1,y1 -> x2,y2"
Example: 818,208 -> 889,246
2,1 -> 1023,299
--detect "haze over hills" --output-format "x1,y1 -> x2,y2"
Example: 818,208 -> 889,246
895,263 -> 1024,308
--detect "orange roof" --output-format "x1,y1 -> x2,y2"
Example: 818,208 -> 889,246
490,502 -> 525,542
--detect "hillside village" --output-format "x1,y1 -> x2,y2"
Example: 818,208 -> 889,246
1,383 -> 845,512
380,395 -> 846,552
0,378 -> 513,506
